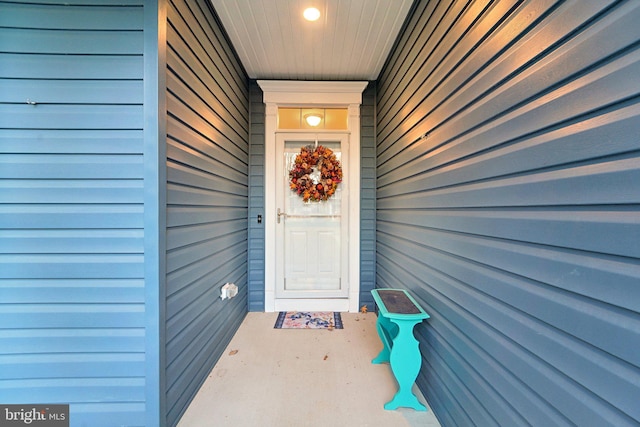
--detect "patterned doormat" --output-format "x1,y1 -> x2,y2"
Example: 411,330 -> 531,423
274,311 -> 344,329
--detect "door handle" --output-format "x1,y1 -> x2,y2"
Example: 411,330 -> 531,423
277,208 -> 287,224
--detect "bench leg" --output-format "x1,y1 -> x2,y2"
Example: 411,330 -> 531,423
385,318 -> 427,411
372,314 -> 395,364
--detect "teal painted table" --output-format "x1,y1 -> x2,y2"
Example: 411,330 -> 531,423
371,288 -> 430,411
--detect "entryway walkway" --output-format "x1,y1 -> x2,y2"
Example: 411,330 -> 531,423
178,312 -> 441,427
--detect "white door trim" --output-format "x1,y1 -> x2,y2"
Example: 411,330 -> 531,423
259,80 -> 367,313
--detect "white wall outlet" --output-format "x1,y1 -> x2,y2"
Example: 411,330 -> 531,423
220,283 -> 238,300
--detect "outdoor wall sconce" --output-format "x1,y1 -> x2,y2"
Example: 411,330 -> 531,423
304,114 -> 322,127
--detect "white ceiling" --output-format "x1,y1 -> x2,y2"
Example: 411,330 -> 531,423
209,0 -> 414,81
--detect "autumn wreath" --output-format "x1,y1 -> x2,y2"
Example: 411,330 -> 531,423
289,145 -> 343,202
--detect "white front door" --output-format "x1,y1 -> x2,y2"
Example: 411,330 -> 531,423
275,133 -> 349,301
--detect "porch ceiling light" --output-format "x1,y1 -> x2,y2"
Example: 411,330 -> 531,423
303,7 -> 321,22
305,114 -> 322,127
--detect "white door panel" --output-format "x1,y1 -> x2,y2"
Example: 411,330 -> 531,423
276,134 -> 349,299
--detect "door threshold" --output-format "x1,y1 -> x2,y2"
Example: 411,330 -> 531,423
274,298 -> 350,312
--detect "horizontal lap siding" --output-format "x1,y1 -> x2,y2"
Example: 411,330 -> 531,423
376,1 -> 640,426
0,1 -> 146,426
360,83 -> 377,311
248,81 -> 265,311
165,1 -> 248,425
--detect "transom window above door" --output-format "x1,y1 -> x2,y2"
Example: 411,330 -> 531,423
278,107 -> 348,130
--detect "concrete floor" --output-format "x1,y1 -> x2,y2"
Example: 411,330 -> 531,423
178,312 -> 441,427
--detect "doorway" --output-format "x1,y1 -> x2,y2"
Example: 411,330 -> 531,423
259,80 -> 367,312
275,134 -> 349,300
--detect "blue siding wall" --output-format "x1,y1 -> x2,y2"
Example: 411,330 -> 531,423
165,1 -> 248,425
359,83 -> 377,311
376,1 -> 640,426
247,81 -> 265,311
0,1 -> 147,425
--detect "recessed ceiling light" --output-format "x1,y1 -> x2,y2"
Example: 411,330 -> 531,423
303,7 -> 321,22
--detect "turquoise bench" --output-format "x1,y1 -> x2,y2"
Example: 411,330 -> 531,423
371,288 -> 430,411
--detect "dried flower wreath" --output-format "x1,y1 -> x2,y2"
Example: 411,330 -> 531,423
289,145 -> 342,202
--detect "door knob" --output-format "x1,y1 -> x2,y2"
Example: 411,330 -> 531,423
277,208 -> 287,223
